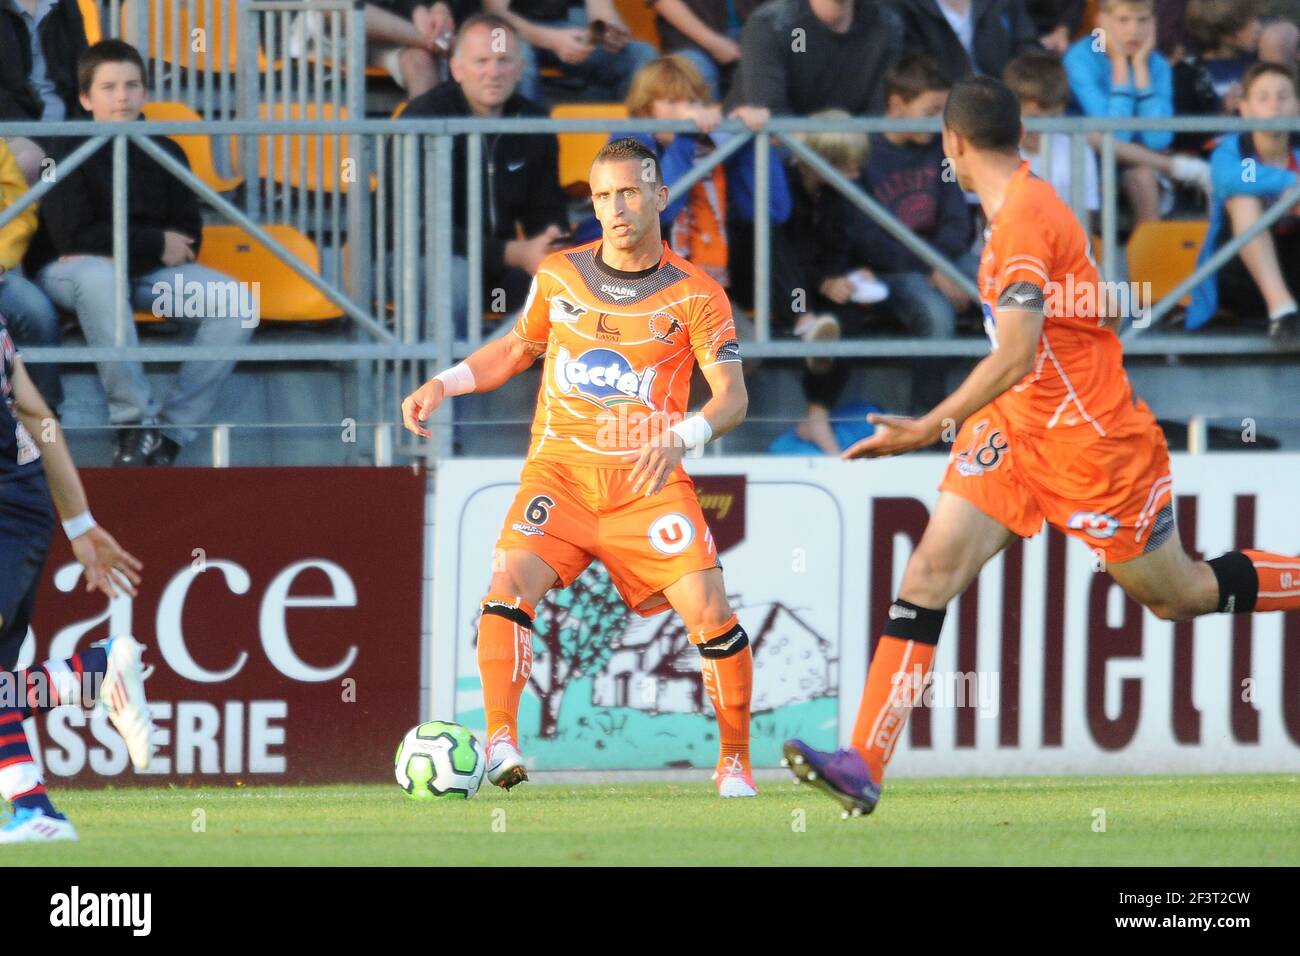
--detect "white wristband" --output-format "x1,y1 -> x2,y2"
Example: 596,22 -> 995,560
434,362 -> 476,397
62,511 -> 97,541
669,415 -> 713,454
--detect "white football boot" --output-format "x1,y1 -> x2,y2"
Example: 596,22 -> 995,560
0,807 -> 78,843
99,635 -> 155,770
486,731 -> 529,790
715,753 -> 758,798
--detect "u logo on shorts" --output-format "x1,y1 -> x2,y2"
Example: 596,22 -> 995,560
648,513 -> 694,554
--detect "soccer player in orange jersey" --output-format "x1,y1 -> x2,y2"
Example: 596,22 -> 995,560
402,138 -> 756,796
785,77 -> 1300,818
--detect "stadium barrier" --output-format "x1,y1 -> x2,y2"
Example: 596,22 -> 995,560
2,113 -> 1299,463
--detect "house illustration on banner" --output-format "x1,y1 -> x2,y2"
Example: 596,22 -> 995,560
591,600 -> 837,714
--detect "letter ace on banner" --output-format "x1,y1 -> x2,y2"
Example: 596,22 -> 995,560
27,468 -> 426,785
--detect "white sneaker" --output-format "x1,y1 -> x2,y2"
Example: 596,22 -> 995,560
0,807 -> 78,843
715,754 -> 758,798
100,635 -> 154,770
794,313 -> 840,374
486,734 -> 529,790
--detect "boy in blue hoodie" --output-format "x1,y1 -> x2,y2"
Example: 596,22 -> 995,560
1188,61 -> 1300,342
1063,0 -> 1172,223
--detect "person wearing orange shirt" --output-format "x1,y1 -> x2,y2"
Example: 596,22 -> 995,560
402,137 -> 757,798
785,77 -> 1300,818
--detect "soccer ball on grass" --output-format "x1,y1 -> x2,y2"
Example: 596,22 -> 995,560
395,721 -> 486,800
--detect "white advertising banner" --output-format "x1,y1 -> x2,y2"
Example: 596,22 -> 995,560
431,455 -> 1300,776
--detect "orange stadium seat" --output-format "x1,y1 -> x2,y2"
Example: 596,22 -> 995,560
1127,219 -> 1209,310
552,102 -> 630,194
123,0 -> 268,73
241,102 -> 366,193
616,0 -> 661,49
141,101 -> 245,193
196,224 -> 343,322
78,0 -> 101,44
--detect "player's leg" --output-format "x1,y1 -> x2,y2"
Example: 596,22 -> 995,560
480,461 -> 597,789
786,492 -> 1019,816
478,547 -> 561,789
1108,534 -> 1300,621
661,566 -> 757,797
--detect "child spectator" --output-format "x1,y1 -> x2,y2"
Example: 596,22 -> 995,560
25,40 -> 255,467
860,54 -> 975,354
1064,0 -> 1173,222
0,136 -> 60,411
1173,0 -> 1262,154
575,55 -> 790,288
0,0 -> 90,184
1187,61 -> 1300,342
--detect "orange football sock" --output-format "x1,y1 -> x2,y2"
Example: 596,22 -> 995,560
1243,550 -> 1300,612
851,635 -> 937,785
476,594 -> 536,746
696,615 -> 752,773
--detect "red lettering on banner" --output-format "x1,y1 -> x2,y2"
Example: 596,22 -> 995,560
1042,529 -> 1068,747
956,579 -> 978,748
1231,496 -> 1261,743
30,467 -> 426,786
1172,496 -> 1202,743
1087,574 -> 1143,749
1284,612 -> 1300,745
999,540 -> 1023,747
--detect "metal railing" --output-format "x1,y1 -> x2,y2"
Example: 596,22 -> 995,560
4,109 -> 1300,464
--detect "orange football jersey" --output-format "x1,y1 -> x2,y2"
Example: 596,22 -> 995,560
511,240 -> 740,467
978,162 -> 1134,441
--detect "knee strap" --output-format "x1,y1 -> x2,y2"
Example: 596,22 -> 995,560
698,621 -> 749,659
481,593 -> 535,629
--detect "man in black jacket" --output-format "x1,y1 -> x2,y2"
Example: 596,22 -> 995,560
724,0 -> 904,115
0,0 -> 90,183
893,0 -> 1041,85
402,13 -> 570,334
26,41 -> 255,467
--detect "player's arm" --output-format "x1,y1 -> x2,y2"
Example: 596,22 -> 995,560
9,357 -> 142,597
627,349 -> 747,496
842,304 -> 1043,459
400,332 -> 546,438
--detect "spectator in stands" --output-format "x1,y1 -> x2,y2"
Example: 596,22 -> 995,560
781,114 -> 876,453
0,0 -> 90,184
860,54 -> 975,358
364,2 -> 459,97
403,14 -> 570,330
482,0 -> 658,104
25,40 -> 255,467
893,0 -> 1041,83
1064,0 -> 1173,222
1173,0 -> 1262,153
1006,51 -> 1101,217
573,55 -> 789,288
0,136 -> 60,411
1187,61 -> 1300,342
1007,50 -> 1209,225
654,0 -> 759,101
1259,15 -> 1300,69
723,0 -> 904,115
1025,0 -> 1085,54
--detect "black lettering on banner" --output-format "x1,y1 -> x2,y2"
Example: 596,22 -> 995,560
525,495 -> 556,525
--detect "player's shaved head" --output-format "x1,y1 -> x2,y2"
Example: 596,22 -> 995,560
943,77 -> 1022,153
592,137 -> 663,189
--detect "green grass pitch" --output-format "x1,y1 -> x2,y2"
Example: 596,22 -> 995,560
9,774 -> 1298,866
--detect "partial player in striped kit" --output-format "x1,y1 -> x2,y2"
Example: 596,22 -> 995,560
403,138 -> 755,797
0,314 -> 154,842
784,77 -> 1300,818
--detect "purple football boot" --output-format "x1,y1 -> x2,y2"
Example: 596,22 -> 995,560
782,739 -> 881,818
